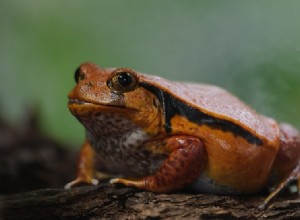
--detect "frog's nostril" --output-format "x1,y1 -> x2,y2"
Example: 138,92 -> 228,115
86,81 -> 93,87
74,67 -> 86,83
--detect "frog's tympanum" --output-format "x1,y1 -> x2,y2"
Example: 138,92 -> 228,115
66,62 -> 300,208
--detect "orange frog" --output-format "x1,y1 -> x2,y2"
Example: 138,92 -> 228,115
65,62 -> 300,208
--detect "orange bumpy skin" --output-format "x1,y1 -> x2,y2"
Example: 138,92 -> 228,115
66,62 -> 300,208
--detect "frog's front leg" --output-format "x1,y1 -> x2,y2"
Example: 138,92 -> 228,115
65,139 -> 99,189
110,136 -> 207,192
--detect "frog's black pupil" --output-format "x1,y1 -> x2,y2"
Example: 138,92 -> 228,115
118,72 -> 132,87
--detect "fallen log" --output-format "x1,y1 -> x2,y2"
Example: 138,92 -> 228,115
1,183 -> 300,220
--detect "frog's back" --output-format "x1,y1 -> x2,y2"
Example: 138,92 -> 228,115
139,74 -> 281,193
139,74 -> 279,144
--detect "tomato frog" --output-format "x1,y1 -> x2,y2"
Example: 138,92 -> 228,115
65,62 -> 300,209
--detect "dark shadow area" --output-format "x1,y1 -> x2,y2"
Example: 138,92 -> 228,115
0,113 -> 77,195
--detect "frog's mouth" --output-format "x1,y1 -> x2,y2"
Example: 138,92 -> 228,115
68,99 -> 137,111
68,99 -> 86,105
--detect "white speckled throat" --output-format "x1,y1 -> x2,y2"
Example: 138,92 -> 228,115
78,110 -> 163,176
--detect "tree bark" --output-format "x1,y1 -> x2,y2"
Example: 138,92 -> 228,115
1,183 -> 300,220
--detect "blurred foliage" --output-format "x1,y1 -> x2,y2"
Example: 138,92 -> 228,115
1,0 -> 300,146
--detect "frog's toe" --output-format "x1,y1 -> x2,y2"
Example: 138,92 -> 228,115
65,178 -> 99,189
110,178 -> 133,186
64,180 -> 79,189
109,178 -> 146,189
109,178 -> 121,185
91,178 -> 99,185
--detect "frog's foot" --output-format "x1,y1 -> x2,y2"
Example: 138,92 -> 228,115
65,139 -> 98,189
111,136 -> 207,192
64,177 -> 99,189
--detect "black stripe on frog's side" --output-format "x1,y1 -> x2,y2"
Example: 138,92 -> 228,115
140,82 -> 263,146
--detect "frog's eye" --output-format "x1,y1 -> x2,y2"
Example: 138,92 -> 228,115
107,68 -> 138,93
74,67 -> 85,83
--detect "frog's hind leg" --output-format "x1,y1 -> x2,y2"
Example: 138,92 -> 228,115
259,123 -> 300,209
110,135 -> 207,193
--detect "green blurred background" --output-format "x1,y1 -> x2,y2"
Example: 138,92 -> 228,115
1,1 -> 300,146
